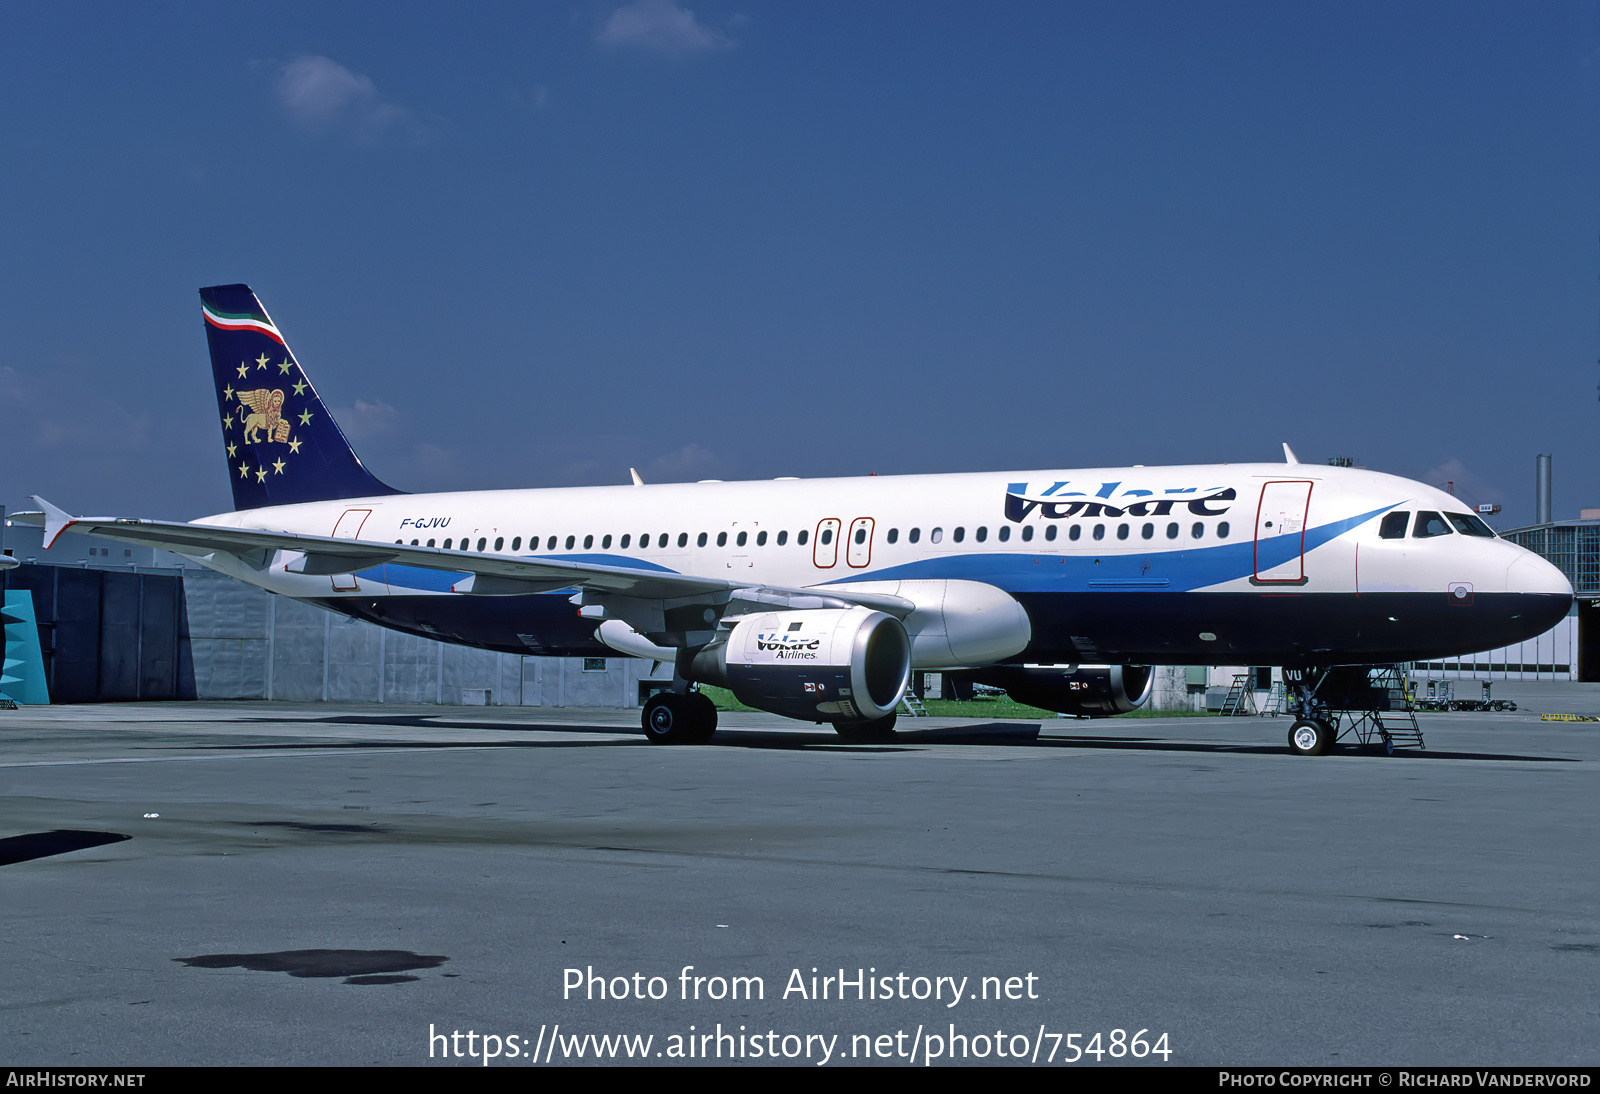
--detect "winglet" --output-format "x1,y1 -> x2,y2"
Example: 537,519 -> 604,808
630,468 -> 645,487
1282,443 -> 1300,466
29,496 -> 76,549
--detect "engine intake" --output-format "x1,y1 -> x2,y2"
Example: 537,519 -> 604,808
688,606 -> 911,722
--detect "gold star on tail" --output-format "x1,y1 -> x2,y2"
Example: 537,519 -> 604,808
272,458 -> 286,475
256,353 -> 270,370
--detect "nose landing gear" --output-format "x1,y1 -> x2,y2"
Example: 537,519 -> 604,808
1287,717 -> 1335,756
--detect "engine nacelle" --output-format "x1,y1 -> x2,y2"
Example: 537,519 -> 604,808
968,664 -> 1153,717
688,606 -> 911,722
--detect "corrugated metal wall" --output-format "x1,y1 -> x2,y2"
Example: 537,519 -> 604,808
4,563 -> 665,706
179,569 -> 665,706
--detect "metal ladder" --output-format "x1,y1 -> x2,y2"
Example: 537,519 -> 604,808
1220,674 -> 1257,716
899,693 -> 929,718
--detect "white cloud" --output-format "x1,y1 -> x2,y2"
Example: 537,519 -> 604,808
1421,458 -> 1504,510
329,398 -> 400,440
276,56 -> 416,142
596,0 -> 733,57
646,442 -> 716,481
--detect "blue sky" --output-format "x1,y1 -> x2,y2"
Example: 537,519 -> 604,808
2,1 -> 1596,528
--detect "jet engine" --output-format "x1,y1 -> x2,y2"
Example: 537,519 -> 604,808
966,664 -> 1153,717
687,606 -> 911,722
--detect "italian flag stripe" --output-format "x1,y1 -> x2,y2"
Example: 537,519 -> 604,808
202,304 -> 285,345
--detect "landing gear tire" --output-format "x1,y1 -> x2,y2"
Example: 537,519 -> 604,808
1288,719 -> 1332,756
643,692 -> 717,745
686,691 -> 718,743
834,712 -> 897,742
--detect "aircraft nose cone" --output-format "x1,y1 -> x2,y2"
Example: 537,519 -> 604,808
1506,551 -> 1572,598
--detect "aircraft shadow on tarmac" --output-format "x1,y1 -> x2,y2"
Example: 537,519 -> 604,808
175,714 -> 1575,763
0,829 -> 131,866
173,949 -> 449,985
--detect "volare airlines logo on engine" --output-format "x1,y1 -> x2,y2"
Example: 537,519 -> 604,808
1004,481 -> 1237,523
755,634 -> 821,659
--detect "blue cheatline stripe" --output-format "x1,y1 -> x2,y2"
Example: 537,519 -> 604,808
825,504 -> 1392,593
359,505 -> 1391,596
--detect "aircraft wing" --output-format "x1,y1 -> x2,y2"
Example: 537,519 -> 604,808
12,497 -> 915,618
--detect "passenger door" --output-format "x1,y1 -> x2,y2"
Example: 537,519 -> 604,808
1253,481 -> 1312,584
846,517 -> 875,568
813,518 -> 841,568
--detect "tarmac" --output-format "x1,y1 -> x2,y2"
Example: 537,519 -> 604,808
2,691 -> 1597,1067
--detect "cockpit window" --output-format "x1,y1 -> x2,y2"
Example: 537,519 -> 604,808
1413,511 -> 1452,539
1446,513 -> 1496,538
1378,512 -> 1409,539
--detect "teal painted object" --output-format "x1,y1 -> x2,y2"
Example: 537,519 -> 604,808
2,590 -> 49,705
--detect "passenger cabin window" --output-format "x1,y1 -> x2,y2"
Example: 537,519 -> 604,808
565,535 -> 575,550
1092,525 -> 1105,541
584,535 -> 594,549
1447,513 -> 1496,537
1378,512 -> 1409,539
737,531 -> 748,547
512,537 -> 521,551
821,529 -> 833,545
602,534 -> 612,548
974,527 -> 987,543
930,528 -> 943,544
1218,522 -> 1230,538
1116,524 -> 1129,540
798,530 -> 809,546
1413,511 -> 1452,539
697,532 -> 707,547
887,528 -> 899,544
659,533 -> 669,548
909,528 -> 920,543
757,531 -> 767,546
1166,523 -> 1178,539
777,530 -> 788,546
677,533 -> 688,547
953,527 -> 965,543
998,526 -> 1010,542
548,536 -> 558,550
717,532 -> 727,547
494,537 -> 504,551
1021,526 -> 1033,542
620,534 -> 631,549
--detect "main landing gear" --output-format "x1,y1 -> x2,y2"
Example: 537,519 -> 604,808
833,712 -> 897,742
642,690 -> 718,744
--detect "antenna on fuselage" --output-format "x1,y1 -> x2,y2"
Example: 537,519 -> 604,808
1282,443 -> 1300,465
630,468 -> 645,487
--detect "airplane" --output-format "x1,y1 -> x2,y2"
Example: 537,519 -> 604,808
12,284 -> 1573,755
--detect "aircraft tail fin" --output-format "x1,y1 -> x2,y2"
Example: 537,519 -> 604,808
200,284 -> 403,510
